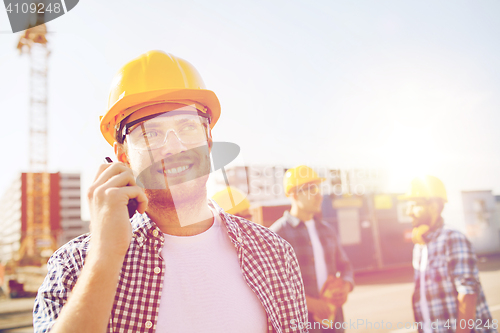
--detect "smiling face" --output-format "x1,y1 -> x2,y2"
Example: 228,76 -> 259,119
115,103 -> 213,209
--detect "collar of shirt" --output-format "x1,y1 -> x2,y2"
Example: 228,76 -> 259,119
129,200 -> 248,250
281,210 -> 323,229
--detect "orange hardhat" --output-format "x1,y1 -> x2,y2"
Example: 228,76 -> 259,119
100,51 -> 221,146
212,186 -> 250,215
283,165 -> 325,196
399,175 -> 448,203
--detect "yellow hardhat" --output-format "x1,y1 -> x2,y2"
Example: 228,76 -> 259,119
399,175 -> 448,203
100,50 -> 221,146
283,165 -> 325,196
212,186 -> 250,215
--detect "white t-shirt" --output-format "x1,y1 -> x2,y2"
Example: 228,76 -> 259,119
155,207 -> 268,333
419,245 -> 432,333
304,219 -> 328,293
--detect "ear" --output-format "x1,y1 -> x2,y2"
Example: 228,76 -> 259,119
113,142 -> 130,165
206,127 -> 213,151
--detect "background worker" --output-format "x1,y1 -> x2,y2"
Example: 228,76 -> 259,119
270,165 -> 354,333
212,186 -> 253,219
33,51 -> 308,333
401,175 -> 497,333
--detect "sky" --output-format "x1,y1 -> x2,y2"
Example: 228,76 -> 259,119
0,0 -> 499,224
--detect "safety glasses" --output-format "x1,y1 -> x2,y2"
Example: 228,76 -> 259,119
122,110 -> 210,150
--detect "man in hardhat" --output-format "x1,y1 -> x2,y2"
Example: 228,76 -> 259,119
34,51 -> 308,333
270,165 -> 354,332
212,186 -> 252,220
401,175 -> 496,333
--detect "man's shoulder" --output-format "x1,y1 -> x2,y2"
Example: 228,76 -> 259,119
268,215 -> 289,233
49,233 -> 91,265
230,216 -> 294,254
437,227 -> 470,243
39,233 -> 91,289
239,217 -> 287,242
431,227 -> 475,256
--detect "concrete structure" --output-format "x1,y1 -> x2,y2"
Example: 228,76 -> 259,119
0,176 -> 23,263
0,173 -> 89,265
58,173 -> 88,245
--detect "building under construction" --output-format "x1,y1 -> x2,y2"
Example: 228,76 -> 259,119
0,173 -> 88,296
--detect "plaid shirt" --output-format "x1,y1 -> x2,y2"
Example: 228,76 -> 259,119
270,211 -> 354,332
412,226 -> 497,333
33,200 -> 309,333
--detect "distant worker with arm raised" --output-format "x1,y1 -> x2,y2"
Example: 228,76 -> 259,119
270,165 -> 354,333
401,175 -> 497,333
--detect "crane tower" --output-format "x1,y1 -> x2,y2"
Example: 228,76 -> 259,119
17,23 -> 49,171
16,24 -> 56,263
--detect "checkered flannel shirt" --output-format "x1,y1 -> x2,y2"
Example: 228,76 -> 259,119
413,226 -> 497,333
33,200 -> 309,333
270,211 -> 354,332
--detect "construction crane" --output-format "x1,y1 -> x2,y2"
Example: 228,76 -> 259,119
17,23 -> 49,172
15,23 -> 57,265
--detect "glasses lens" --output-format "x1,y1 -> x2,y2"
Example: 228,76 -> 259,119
127,113 -> 208,150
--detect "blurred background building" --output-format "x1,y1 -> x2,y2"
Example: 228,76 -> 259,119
0,172 -> 88,297
213,165 -> 389,202
212,165 -> 500,273
461,191 -> 500,255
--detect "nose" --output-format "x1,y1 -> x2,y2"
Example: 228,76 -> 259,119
159,130 -> 187,156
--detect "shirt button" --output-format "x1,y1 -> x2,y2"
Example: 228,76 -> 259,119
152,230 -> 159,237
154,267 -> 161,274
236,237 -> 243,243
145,321 -> 153,329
